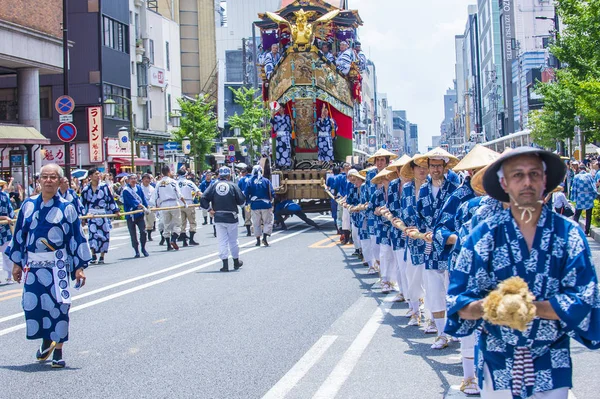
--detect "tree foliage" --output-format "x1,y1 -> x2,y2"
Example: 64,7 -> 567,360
227,87 -> 270,159
172,95 -> 219,170
531,0 -> 600,151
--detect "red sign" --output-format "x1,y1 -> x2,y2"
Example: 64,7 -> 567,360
57,123 -> 77,142
87,106 -> 104,163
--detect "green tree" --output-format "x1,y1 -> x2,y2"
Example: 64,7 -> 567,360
227,87 -> 270,160
173,95 -> 219,170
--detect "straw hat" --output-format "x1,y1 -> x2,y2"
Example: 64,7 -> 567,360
386,154 -> 412,172
367,148 -> 399,164
453,145 -> 501,172
0,179 -> 6,186
359,166 -> 377,177
483,147 -> 566,203
349,169 -> 365,181
371,169 -> 398,185
413,147 -> 459,169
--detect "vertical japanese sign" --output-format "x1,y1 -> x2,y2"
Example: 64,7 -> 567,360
87,106 -> 104,163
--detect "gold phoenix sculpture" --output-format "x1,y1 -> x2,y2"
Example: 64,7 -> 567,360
266,9 -> 340,51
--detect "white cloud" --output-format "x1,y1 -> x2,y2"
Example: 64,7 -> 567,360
350,0 -> 475,152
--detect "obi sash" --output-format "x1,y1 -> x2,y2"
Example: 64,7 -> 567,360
28,250 -> 72,304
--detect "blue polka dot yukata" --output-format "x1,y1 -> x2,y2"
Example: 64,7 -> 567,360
5,194 -> 92,343
446,207 -> 600,398
315,117 -> 337,162
0,191 -> 15,278
270,114 -> 293,169
81,183 -> 119,253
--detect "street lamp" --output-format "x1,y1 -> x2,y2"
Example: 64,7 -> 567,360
171,110 -> 181,128
182,136 -> 191,155
104,95 -> 135,171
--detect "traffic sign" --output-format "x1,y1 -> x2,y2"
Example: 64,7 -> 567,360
59,114 -> 73,123
228,155 -> 236,163
57,123 -> 77,143
164,141 -> 181,151
382,144 -> 387,149
228,144 -> 235,152
55,95 -> 75,115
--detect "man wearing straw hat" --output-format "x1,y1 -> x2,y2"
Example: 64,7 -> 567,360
122,174 -> 150,258
349,167 -> 376,270
335,163 -> 352,244
447,147 -> 600,398
371,168 -> 398,294
385,154 -> 412,302
413,147 -> 460,348
0,178 -> 15,284
150,165 -> 187,251
81,167 -> 120,264
400,157 -> 429,326
346,169 -> 365,259
364,149 -> 398,272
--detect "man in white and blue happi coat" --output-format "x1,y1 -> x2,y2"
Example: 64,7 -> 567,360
571,163 -> 596,235
346,170 -> 363,258
245,165 -> 275,247
264,43 -> 281,80
446,147 -> 600,399
400,159 -> 429,326
335,163 -> 351,244
122,174 -> 149,258
320,42 -> 335,63
270,103 -> 293,169
7,164 -> 92,368
81,167 -> 119,264
315,104 -> 337,162
150,165 -> 187,251
354,41 -> 367,72
370,170 -> 395,294
177,168 -> 201,246
58,177 -> 84,216
336,41 -> 356,75
415,150 -> 460,349
0,180 -> 15,283
387,171 -> 408,302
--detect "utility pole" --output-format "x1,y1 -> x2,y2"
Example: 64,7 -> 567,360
62,0 -> 71,180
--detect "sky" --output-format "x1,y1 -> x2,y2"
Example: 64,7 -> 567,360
350,0 -> 475,153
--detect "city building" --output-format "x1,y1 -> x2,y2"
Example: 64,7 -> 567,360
462,5 -> 483,143
408,123 -> 419,155
392,110 -> 409,155
440,87 -> 458,154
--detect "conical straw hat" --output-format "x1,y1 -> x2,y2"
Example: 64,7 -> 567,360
367,148 -> 399,164
386,154 -> 412,172
349,169 -> 365,181
471,147 -> 512,195
453,145 -> 501,172
399,154 -> 421,180
0,179 -> 6,186
359,166 -> 377,177
413,147 -> 459,168
371,169 -> 398,185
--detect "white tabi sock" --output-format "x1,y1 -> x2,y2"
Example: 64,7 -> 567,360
410,301 -> 420,314
462,357 -> 475,380
434,317 -> 446,336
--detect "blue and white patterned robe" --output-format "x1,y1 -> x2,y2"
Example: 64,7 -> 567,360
270,114 -> 293,168
315,117 -> 337,162
446,207 -> 600,398
365,169 -> 379,237
336,48 -> 356,75
347,183 -> 362,230
370,187 -> 391,246
387,179 -> 406,252
6,194 -> 92,343
432,177 -> 475,271
400,181 -> 427,265
58,188 -> 84,216
323,51 -> 335,63
571,171 -> 596,210
416,171 -> 460,270
356,51 -> 367,72
81,183 -> 119,253
264,51 -> 281,80
0,191 -> 15,246
358,184 -> 369,240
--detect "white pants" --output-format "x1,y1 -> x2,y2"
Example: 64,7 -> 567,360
461,333 -> 476,358
405,251 -> 425,302
157,212 -> 164,231
161,209 -> 181,237
352,225 -> 361,250
370,235 -> 380,264
424,269 -> 449,313
341,208 -> 351,230
361,237 -> 373,267
215,222 -> 239,260
393,248 -> 408,297
482,364 -> 569,399
144,211 -> 156,231
252,209 -> 273,237
1,242 -> 11,280
379,244 -> 394,282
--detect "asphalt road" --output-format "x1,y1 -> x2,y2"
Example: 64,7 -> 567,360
0,213 -> 599,399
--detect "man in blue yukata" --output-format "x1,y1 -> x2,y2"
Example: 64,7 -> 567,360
571,163 -> 596,236
446,147 -> 600,398
122,174 -> 150,258
9,164 -> 92,368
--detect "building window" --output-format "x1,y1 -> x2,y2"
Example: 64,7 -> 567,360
39,87 -> 52,119
167,94 -> 171,122
220,1 -> 227,27
149,39 -> 155,64
102,16 -> 129,53
103,84 -> 131,120
166,41 -> 170,71
137,63 -> 148,97
0,88 -> 17,122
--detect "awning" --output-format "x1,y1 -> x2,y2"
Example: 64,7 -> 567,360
0,124 -> 50,145
111,157 -> 154,166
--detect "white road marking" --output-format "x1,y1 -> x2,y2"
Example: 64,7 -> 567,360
0,226 -> 316,337
262,335 -> 338,399
312,296 -> 394,399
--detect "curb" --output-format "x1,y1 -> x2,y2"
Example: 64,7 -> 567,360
579,219 -> 600,244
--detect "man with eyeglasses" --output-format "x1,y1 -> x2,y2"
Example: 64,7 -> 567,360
7,164 -> 92,368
